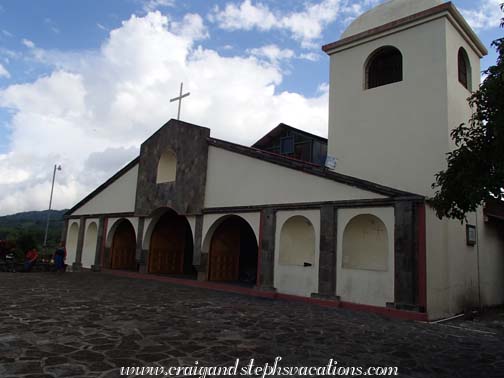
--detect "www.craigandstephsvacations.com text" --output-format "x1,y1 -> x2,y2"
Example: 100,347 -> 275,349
119,357 -> 399,377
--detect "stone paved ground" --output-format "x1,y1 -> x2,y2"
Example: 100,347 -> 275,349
1,272 -> 504,378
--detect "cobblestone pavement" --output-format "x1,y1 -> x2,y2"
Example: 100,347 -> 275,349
1,272 -> 503,378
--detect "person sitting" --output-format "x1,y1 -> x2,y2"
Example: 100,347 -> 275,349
24,248 -> 38,272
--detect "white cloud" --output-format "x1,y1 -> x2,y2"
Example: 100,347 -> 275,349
461,0 -> 502,30
210,0 -> 368,48
0,11 -> 328,215
210,0 -> 411,47
299,52 -> 320,61
280,0 -> 343,48
170,13 -> 208,41
2,30 -> 13,37
0,63 -> 9,78
248,44 -> 294,64
142,0 -> 175,12
44,17 -> 60,34
22,38 -> 35,48
97,23 -> 108,31
209,0 -> 277,31
247,44 -> 320,64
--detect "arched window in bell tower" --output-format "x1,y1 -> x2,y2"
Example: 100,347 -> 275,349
365,46 -> 403,89
458,47 -> 471,91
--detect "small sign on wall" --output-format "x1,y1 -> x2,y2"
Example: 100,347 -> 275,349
325,155 -> 337,170
466,224 -> 477,246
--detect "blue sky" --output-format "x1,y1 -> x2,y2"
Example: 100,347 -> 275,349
0,0 -> 502,214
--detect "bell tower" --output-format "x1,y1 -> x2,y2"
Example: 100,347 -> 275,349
323,0 -> 487,196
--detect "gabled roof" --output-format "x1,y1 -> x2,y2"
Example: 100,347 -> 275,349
66,120 -> 423,219
252,123 -> 327,149
208,137 -> 423,199
64,157 -> 139,217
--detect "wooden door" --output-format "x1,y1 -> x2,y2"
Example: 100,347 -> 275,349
209,221 -> 240,281
149,217 -> 186,274
110,222 -> 136,270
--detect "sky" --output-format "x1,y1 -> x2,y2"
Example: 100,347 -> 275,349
0,0 -> 501,216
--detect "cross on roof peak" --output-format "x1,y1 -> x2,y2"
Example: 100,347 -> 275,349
170,82 -> 190,121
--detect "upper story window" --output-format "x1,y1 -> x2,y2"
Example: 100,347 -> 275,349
365,46 -> 403,89
156,150 -> 177,183
280,136 -> 294,154
458,47 -> 471,91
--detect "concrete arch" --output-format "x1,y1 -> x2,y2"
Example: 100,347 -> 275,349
201,214 -> 259,255
82,222 -> 98,269
342,214 -> 388,271
203,214 -> 258,284
142,208 -> 194,251
66,222 -> 79,266
274,209 -> 320,297
337,207 -> 394,307
279,215 -> 316,266
146,208 -> 195,275
107,218 -> 137,270
107,218 -> 136,248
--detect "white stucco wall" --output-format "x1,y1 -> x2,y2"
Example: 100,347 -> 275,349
425,203 -> 504,320
66,221 -> 80,268
342,214 -> 389,271
204,147 -> 385,208
328,18 -> 449,197
71,164 -> 138,216
274,210 -> 320,297
426,206 -> 480,320
478,214 -> 504,306
82,218 -> 99,269
337,207 -> 395,307
445,19 -> 481,151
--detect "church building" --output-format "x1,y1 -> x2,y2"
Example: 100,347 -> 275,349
64,0 -> 504,320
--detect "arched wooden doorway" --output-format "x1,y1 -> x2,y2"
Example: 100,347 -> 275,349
208,216 -> 258,285
110,220 -> 137,270
149,210 -> 194,275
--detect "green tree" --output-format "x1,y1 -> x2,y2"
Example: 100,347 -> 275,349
16,231 -> 37,253
431,6 -> 504,220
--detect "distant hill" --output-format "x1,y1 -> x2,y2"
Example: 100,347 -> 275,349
0,209 -> 67,225
0,209 -> 68,253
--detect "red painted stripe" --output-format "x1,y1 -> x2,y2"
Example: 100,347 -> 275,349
339,301 -> 428,321
101,269 -> 427,321
417,203 -> 427,309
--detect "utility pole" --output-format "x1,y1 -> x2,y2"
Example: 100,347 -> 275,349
43,164 -> 61,251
